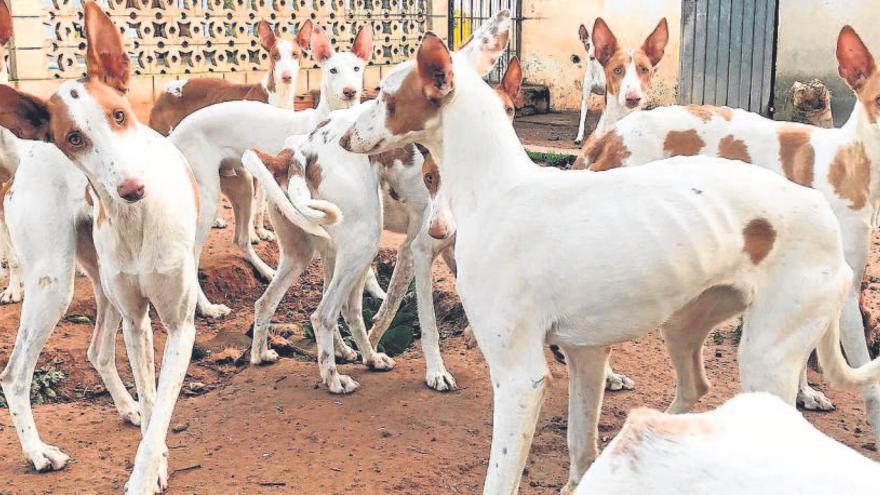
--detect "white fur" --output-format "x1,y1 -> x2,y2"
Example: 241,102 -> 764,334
168,40 -> 368,317
576,393 -> 880,494
165,79 -> 188,97
340,25 -> 880,493
0,76 -> 200,493
574,41 -> 605,144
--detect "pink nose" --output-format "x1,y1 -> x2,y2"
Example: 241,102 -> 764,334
281,73 -> 293,84
625,93 -> 642,108
342,87 -> 358,100
117,178 -> 145,203
428,219 -> 449,240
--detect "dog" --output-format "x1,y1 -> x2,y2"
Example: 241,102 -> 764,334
167,24 -> 374,318
339,12 -> 880,493
0,0 -> 21,305
0,4 -> 315,491
574,23 -> 606,145
574,25 -> 880,420
791,79 -> 834,128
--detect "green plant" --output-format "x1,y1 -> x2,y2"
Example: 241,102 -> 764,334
0,366 -> 65,408
526,150 -> 577,169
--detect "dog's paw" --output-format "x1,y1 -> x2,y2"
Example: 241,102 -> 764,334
197,303 -> 231,319
117,403 -> 141,427
212,218 -> 227,229
798,386 -> 835,411
574,138 -> 583,146
0,285 -> 23,304
255,228 -> 276,243
335,344 -> 358,363
327,374 -> 360,394
426,368 -> 457,392
365,353 -> 395,371
26,443 -> 70,472
251,349 -> 279,365
605,371 -> 635,391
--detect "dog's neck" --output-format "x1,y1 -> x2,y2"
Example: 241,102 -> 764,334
596,94 -> 637,136
262,75 -> 296,110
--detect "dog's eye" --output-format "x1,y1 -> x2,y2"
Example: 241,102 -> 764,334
273,52 -> 281,61
424,173 -> 434,185
640,66 -> 649,73
386,101 -> 396,116
329,68 -> 338,74
67,131 -> 84,148
506,106 -> 514,115
875,95 -> 880,107
354,66 -> 361,72
113,110 -> 126,125
613,67 -> 623,76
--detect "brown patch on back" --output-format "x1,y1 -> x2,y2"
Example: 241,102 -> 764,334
742,218 -> 776,265
663,129 -> 705,157
369,144 -> 415,169
717,135 -> 752,163
828,140 -> 871,210
612,407 -> 716,458
579,130 -> 631,171
777,125 -> 815,187
685,105 -> 734,123
149,78 -> 270,135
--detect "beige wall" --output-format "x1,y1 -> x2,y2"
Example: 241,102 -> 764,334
774,0 -> 880,125
520,0 -> 682,111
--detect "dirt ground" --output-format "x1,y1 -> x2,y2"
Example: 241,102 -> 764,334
1,105 -> 880,493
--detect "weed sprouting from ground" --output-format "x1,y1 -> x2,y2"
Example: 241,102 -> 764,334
0,366 -> 66,408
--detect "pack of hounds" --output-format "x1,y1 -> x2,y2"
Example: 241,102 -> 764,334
1,3 -> 880,494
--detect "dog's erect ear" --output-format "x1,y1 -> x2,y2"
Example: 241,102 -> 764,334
0,0 -> 12,46
578,24 -> 590,50
498,56 -> 522,101
257,20 -> 276,51
0,85 -> 52,142
84,1 -> 130,94
352,24 -> 373,62
837,25 -> 876,91
642,18 -> 669,66
310,24 -> 333,63
459,9 -> 511,76
417,32 -> 454,99
295,19 -> 313,51
591,17 -> 618,67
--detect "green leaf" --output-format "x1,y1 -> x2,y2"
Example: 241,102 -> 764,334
379,325 -> 415,357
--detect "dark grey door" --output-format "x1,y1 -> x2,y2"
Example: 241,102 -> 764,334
678,0 -> 778,116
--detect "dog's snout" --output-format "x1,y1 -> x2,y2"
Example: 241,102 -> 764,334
428,219 -> 449,240
339,131 -> 352,151
117,178 -> 145,203
281,72 -> 293,84
342,87 -> 358,100
625,93 -> 642,109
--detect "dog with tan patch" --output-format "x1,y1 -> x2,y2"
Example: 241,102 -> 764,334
0,4 -> 291,491
167,25 -> 374,318
576,393 -> 880,494
339,12 -> 880,493
575,25 -> 880,422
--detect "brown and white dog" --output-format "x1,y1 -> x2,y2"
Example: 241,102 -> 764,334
148,19 -> 312,135
589,17 -> 668,138
575,26 -> 880,422
0,0 -> 22,305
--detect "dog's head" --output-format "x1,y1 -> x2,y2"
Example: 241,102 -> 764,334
311,23 -> 373,109
592,17 -> 668,110
258,19 -> 312,95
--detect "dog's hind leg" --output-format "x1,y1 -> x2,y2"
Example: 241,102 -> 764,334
412,232 -> 456,391
369,227 -> 417,347
558,345 -> 609,495
77,228 -> 140,426
0,211 -> 22,304
364,267 -> 387,300
252,178 -> 275,242
194,172 -> 231,318
663,285 -> 749,414
222,171 -> 276,281
342,265 -> 394,371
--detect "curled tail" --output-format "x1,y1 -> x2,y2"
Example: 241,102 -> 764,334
816,316 -> 880,389
241,149 -> 342,239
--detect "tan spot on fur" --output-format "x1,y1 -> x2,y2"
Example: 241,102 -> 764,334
777,125 -> 815,187
663,129 -> 705,157
828,141 -> 872,210
742,218 -> 776,265
580,130 -> 631,171
369,144 -> 415,169
684,105 -> 734,123
717,135 -> 751,163
612,407 -> 716,458
304,153 -> 323,193
385,70 -> 447,136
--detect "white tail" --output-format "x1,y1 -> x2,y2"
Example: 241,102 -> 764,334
817,316 -> 880,389
241,149 -> 342,239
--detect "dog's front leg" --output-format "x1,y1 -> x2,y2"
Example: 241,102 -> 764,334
411,233 -> 456,391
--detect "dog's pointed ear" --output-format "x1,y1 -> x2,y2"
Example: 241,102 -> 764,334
352,24 -> 373,62
84,1 -> 130,94
257,20 -> 276,51
0,0 -> 12,46
642,18 -> 669,66
417,32 -> 454,99
310,23 -> 333,63
498,56 -> 522,101
0,85 -> 52,142
837,25 -> 876,91
591,17 -> 618,67
578,24 -> 589,50
295,19 -> 313,51
459,9 -> 511,76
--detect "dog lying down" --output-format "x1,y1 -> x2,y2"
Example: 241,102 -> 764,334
576,393 -> 880,495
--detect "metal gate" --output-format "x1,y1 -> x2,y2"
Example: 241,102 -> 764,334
678,0 -> 779,116
447,0 -> 521,82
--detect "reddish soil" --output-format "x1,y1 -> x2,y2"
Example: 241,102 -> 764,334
0,102 -> 878,493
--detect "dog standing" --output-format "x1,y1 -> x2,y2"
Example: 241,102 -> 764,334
574,23 -> 606,145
